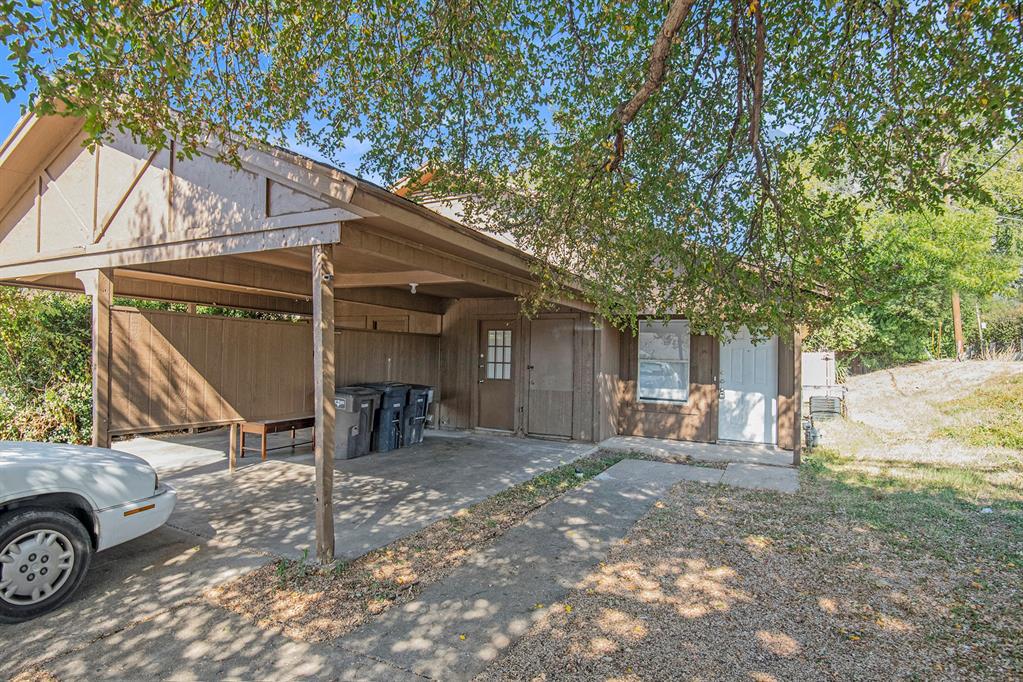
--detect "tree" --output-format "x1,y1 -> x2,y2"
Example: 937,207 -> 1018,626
3,0 -> 1021,334
806,207 -> 1021,364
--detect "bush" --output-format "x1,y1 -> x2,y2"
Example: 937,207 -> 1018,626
0,288 -> 92,444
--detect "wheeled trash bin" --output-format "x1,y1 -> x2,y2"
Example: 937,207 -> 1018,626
333,386 -> 381,459
355,382 -> 409,452
402,384 -> 435,446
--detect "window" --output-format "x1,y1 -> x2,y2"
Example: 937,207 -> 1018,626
486,329 -> 512,380
638,319 -> 690,402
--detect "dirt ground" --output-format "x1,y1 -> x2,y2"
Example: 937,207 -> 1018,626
478,361 -> 1023,681
819,360 -> 1023,466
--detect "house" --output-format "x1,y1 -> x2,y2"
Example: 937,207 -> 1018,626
0,113 -> 801,555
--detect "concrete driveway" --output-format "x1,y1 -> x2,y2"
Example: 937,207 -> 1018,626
1,429 -> 594,678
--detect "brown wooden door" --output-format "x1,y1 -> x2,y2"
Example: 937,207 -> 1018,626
477,320 -> 516,431
527,318 -> 575,438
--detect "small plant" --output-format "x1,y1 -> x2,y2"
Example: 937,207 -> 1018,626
275,558 -> 290,588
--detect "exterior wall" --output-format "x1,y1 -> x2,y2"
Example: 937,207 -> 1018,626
776,333 -> 800,451
615,326 -> 801,451
106,300 -> 797,448
436,297 -> 522,431
335,328 -> 439,387
436,297 -> 599,441
108,306 -> 439,435
595,321 -> 621,441
618,331 -> 719,443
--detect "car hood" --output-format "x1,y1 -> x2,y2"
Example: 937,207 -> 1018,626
0,441 -> 157,510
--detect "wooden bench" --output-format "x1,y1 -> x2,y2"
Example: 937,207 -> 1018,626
228,416 -> 315,470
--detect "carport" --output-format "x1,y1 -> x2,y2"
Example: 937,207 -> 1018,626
0,114 -> 605,562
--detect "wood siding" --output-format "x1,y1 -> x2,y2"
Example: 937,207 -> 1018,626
595,322 -> 622,442
617,327 -> 800,451
618,331 -> 719,443
335,329 -> 439,387
109,307 -> 439,435
436,298 -> 597,441
109,307 -> 313,434
777,332 -> 799,451
0,128 -> 350,280
436,297 -> 521,431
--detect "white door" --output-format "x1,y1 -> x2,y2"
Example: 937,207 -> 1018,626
718,328 -> 778,444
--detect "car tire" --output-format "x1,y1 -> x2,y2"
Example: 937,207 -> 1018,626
0,508 -> 93,624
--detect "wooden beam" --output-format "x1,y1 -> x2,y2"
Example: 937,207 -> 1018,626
0,221 -> 343,279
77,269 -> 113,448
113,267 -> 313,301
341,224 -> 533,298
333,270 -> 462,289
312,244 -> 336,563
334,287 -> 448,315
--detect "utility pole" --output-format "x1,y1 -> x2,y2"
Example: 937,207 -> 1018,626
952,290 -> 965,361
975,302 -> 984,346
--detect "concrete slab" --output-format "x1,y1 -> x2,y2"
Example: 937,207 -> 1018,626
597,460 -> 724,485
600,435 -> 794,467
342,459 -> 696,680
147,430 -> 596,559
721,462 -> 800,493
1,430 -> 593,679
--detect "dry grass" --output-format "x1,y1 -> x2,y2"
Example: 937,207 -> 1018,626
9,668 -> 59,682
934,372 -> 1023,451
205,454 -> 626,641
479,452 -> 1023,681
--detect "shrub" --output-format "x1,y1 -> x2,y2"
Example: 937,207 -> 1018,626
0,288 -> 92,444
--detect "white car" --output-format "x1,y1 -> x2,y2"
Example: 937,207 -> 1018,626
0,441 -> 176,623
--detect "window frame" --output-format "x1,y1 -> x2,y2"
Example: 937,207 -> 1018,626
485,328 -> 513,381
637,319 -> 691,404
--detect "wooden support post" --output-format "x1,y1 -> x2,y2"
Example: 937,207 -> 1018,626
312,244 -> 336,564
792,327 -> 804,467
228,423 -> 239,472
952,290 -> 965,361
77,269 -> 113,448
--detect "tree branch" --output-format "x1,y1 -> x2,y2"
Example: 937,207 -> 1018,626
602,0 -> 699,172
615,0 -> 699,126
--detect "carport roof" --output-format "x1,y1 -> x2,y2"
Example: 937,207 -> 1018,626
0,113 -> 590,310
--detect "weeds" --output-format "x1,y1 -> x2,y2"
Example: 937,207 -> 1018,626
934,373 -> 1023,450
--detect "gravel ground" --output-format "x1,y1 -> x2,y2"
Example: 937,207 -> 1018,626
819,360 -> 1023,466
476,361 -> 1023,681
477,470 -> 1022,681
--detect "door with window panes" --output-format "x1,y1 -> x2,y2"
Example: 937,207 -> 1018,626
477,320 -> 515,430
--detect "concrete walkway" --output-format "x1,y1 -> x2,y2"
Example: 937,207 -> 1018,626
340,459 -> 715,680
600,434 -> 794,467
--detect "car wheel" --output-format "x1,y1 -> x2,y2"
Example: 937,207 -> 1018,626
0,508 -> 93,624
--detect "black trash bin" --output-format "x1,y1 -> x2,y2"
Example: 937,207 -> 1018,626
333,386 -> 381,459
402,384 -> 435,446
355,382 -> 409,452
